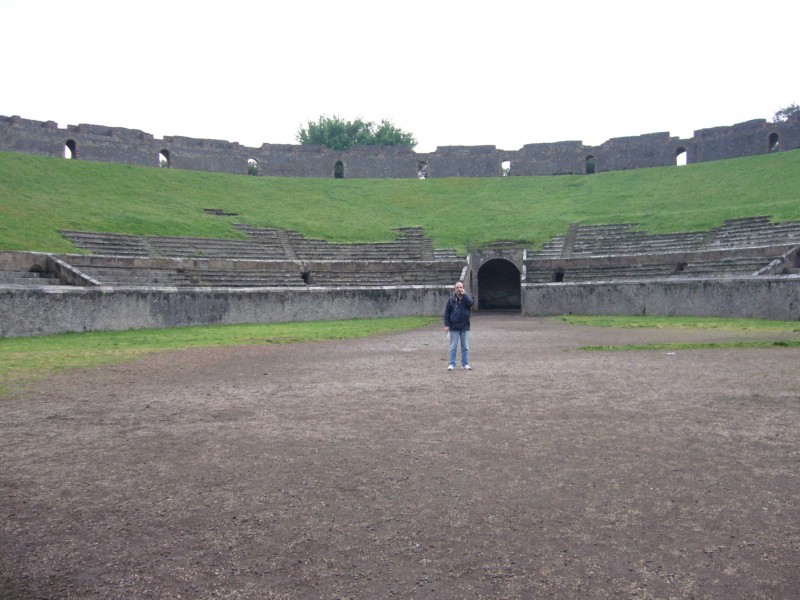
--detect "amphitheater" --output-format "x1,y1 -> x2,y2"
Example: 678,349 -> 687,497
2,118 -> 800,599
2,111 -> 800,336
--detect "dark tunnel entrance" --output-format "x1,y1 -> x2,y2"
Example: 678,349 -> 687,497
477,259 -> 521,310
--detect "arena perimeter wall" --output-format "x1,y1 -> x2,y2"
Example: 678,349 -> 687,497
2,277 -> 799,337
522,278 -> 800,320
0,286 -> 451,338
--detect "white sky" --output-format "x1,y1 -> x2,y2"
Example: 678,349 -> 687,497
2,0 -> 798,153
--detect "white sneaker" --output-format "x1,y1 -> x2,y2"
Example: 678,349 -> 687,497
463,364 -> 471,370
447,364 -> 455,371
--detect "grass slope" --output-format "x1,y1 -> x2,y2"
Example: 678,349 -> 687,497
2,149 -> 800,254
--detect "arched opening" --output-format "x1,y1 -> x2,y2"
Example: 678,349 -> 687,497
64,139 -> 77,159
501,160 -> 511,176
159,150 -> 170,168
675,147 -> 687,166
585,155 -> 596,174
477,258 -> 521,310
417,161 -> 428,179
334,160 -> 345,178
768,133 -> 780,153
247,158 -> 258,175
552,268 -> 564,282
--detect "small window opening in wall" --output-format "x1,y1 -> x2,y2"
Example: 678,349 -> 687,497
675,262 -> 687,274
64,139 -> 77,159
417,161 -> 428,179
768,133 -> 780,153
501,160 -> 511,176
301,271 -> 311,284
159,150 -> 170,168
585,155 -> 596,174
247,158 -> 258,175
334,160 -> 345,178
675,148 -> 687,166
552,269 -> 564,282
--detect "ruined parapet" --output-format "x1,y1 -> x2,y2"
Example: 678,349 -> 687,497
2,112 -> 800,177
588,132 -> 687,172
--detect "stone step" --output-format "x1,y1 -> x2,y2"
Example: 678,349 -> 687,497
0,270 -> 62,285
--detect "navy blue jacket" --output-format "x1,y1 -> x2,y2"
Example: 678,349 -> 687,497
444,292 -> 473,331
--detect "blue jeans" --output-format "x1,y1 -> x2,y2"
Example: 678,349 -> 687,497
449,329 -> 469,367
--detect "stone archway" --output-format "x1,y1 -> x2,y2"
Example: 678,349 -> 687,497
64,139 -> 77,159
477,258 -> 521,310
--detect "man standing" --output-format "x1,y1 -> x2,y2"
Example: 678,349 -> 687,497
443,281 -> 473,371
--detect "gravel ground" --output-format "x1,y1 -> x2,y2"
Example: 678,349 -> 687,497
2,314 -> 799,599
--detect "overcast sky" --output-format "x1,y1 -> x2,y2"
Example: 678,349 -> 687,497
2,0 -> 798,153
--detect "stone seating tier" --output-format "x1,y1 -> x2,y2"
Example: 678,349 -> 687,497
550,217 -> 800,259
61,226 -> 445,262
433,249 -> 460,260
49,217 -> 800,288
59,231 -> 152,256
0,269 -> 62,285
147,237 -> 287,260
676,256 -> 779,277
309,268 -> 459,287
532,236 -> 566,259
551,264 -> 680,282
525,253 -> 779,283
283,232 -> 434,261
71,265 -> 304,287
704,218 -> 800,248
43,253 -> 464,289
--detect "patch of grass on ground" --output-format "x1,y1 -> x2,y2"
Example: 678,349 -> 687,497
561,315 -> 800,332
0,316 -> 437,396
562,314 -> 800,351
580,340 -> 800,351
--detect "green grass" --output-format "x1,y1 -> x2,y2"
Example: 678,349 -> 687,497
0,316 -> 437,396
562,315 -> 800,351
581,340 -> 800,351
2,149 -> 800,254
561,315 -> 800,332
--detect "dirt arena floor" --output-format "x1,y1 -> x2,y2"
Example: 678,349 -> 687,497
2,314 -> 799,599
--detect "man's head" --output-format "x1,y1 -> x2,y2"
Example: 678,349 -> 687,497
454,281 -> 464,296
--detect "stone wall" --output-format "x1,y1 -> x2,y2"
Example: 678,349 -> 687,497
0,285 -> 450,338
3,112 -> 799,178
522,277 -> 800,321
4,274 -> 797,338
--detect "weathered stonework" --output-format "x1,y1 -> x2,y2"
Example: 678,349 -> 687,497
3,112 -> 799,178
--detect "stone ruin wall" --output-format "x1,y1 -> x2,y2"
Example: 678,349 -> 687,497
2,113 -> 800,178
